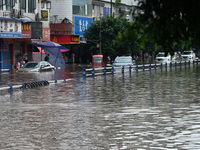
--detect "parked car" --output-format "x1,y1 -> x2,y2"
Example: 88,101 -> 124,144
113,56 -> 135,66
181,51 -> 196,61
17,61 -> 56,72
155,52 -> 171,64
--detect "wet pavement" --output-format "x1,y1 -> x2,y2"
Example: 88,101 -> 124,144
0,64 -> 200,149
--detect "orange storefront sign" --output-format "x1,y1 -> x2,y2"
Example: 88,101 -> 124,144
22,23 -> 31,38
51,35 -> 80,44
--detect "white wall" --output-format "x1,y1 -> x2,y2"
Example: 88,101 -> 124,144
101,0 -> 138,6
49,0 -> 72,23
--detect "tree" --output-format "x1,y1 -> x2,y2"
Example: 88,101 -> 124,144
84,17 -> 132,61
134,0 -> 200,52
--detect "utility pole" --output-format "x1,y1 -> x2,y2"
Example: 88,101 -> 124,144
99,13 -> 102,55
111,0 -> 112,17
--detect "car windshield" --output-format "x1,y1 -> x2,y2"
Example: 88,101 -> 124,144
157,53 -> 165,57
94,57 -> 102,63
22,63 -> 39,68
115,57 -> 132,63
182,52 -> 192,55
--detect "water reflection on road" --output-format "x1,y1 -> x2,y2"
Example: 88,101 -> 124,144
0,64 -> 200,149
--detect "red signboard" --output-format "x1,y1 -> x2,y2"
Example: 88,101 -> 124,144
51,35 -> 80,44
43,28 -> 50,41
22,23 -> 31,38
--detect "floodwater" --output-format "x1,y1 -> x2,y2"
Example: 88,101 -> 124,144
0,64 -> 200,150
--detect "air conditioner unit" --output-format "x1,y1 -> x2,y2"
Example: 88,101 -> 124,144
35,13 -> 41,21
18,10 -> 25,18
10,9 -> 18,18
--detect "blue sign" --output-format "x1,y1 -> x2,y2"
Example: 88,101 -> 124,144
74,16 -> 93,35
0,33 -> 22,38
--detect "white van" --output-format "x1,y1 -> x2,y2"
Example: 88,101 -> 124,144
155,52 -> 171,64
113,56 -> 135,66
181,51 -> 196,61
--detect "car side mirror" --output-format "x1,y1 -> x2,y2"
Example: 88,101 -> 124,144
40,65 -> 44,69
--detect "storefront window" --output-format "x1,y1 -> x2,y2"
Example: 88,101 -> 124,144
28,0 -> 36,13
73,0 -> 93,16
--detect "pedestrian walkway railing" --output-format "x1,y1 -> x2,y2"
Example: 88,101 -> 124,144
83,59 -> 199,78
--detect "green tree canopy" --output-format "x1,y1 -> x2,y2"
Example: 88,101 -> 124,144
136,0 -> 200,52
84,17 -> 133,60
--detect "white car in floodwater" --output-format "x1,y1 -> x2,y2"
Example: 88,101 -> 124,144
113,56 -> 135,67
155,52 -> 171,64
17,61 -> 56,72
181,51 -> 196,61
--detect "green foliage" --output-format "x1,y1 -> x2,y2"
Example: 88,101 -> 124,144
116,0 -> 200,55
135,0 -> 200,52
114,0 -> 121,7
84,17 -> 132,59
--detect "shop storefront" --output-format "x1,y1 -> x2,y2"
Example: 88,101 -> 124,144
0,18 -> 22,70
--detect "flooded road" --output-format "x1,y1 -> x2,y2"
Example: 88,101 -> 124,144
0,64 -> 200,149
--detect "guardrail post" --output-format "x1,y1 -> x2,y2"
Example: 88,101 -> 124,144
103,67 -> 106,76
165,62 -> 167,68
8,85 -> 13,92
175,62 -> 177,67
135,65 -> 138,72
129,65 -> 132,73
111,66 -> 114,75
197,59 -> 199,65
154,63 -> 157,70
92,68 -> 95,77
193,60 -> 195,64
185,61 -> 187,66
149,64 -> 151,71
83,68 -> 86,78
21,83 -> 26,90
142,64 -> 145,71
189,60 -> 190,66
122,66 -> 124,73
170,62 -> 172,68
160,63 -> 163,69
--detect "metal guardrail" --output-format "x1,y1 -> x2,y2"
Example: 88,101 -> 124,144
0,59 -> 199,93
0,69 -> 10,72
0,78 -> 74,93
83,60 -> 199,77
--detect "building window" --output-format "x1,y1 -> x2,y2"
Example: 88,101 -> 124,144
73,0 -> 93,16
5,0 -> 11,10
0,0 -> 3,10
41,1 -> 44,9
28,0 -> 36,13
20,0 -> 26,12
46,1 -> 51,9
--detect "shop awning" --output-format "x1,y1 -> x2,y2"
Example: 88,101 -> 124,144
0,17 -> 33,23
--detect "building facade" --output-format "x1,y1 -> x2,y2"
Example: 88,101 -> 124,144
0,0 -> 50,70
49,0 -> 138,64
0,0 -> 139,70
